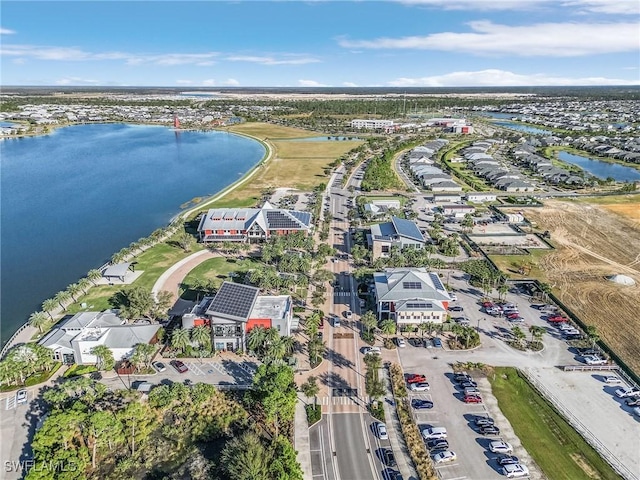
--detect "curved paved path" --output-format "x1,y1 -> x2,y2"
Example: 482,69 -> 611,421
151,249 -> 217,303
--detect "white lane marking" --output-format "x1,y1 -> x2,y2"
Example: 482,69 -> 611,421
186,363 -> 204,375
6,396 -> 16,410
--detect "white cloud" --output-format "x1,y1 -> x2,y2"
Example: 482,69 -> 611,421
0,28 -> 16,35
223,78 -> 240,86
55,76 -> 100,86
387,69 -> 640,87
339,21 -> 639,56
398,0 -> 639,14
225,54 -> 320,65
343,82 -> 359,87
0,45 -> 219,65
298,79 -> 330,87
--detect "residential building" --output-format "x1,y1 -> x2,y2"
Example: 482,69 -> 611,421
466,193 -> 498,203
39,310 -> 161,365
367,216 -> 427,260
373,268 -> 452,323
197,201 -> 312,243
440,204 -> 476,217
351,119 -> 395,130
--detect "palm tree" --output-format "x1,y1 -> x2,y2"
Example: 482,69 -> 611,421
78,278 -> 92,295
379,318 -> 397,340
53,291 -> 70,310
42,298 -> 58,320
361,311 -> 378,335
66,283 -> 82,302
511,326 -> 526,346
171,328 -> 191,353
88,269 -> 102,285
529,325 -> 545,344
300,376 -> 320,406
191,325 -> 212,351
29,311 -> 48,334
132,343 -> 155,370
247,326 -> 267,355
539,282 -> 553,303
91,345 -> 113,371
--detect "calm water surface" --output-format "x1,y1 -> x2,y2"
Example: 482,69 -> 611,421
0,124 -> 265,345
558,151 -> 640,182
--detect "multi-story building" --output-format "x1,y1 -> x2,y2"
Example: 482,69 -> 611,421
374,268 -> 453,324
350,119 -> 395,130
197,201 -> 312,243
367,216 -> 428,260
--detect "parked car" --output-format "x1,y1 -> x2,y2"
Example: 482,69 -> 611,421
482,301 -> 494,308
558,323 -> 575,331
381,448 -> 396,467
454,317 -> 470,325
406,374 -> 427,384
449,306 -> 464,312
615,387 -> 640,398
16,389 -> 28,405
363,346 -> 382,355
432,337 -> 443,348
410,382 -> 431,392
562,328 -> 581,336
423,338 -> 434,348
425,439 -> 449,451
625,397 -> 640,406
345,310 -> 353,319
382,468 -> 402,480
454,372 -> 472,383
171,360 -> 188,373
490,441 -> 513,454
479,425 -> 501,435
411,399 -> 434,410
634,407 -> 640,417
464,395 -> 482,404
547,315 -> 568,323
450,293 -> 458,301
502,464 -> 529,478
421,427 -> 447,440
152,361 -> 166,372
508,316 -> 525,323
433,451 -> 457,464
333,317 -> 341,328
464,387 -> 480,396
375,422 -> 389,440
396,337 -> 406,348
460,380 -> 478,388
576,347 -> 599,356
474,416 -> 495,427
582,355 -> 607,365
496,455 -> 519,466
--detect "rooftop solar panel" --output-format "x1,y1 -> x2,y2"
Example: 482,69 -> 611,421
405,302 -> 431,309
391,217 -> 424,242
207,281 -> 259,320
430,273 -> 445,291
403,281 -> 422,290
266,211 -> 300,229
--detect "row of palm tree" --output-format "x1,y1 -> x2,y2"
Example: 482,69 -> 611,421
247,326 -> 296,364
170,325 -> 212,353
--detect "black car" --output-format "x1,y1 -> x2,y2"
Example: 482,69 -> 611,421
411,399 -> 434,410
479,425 -> 501,435
425,439 -> 449,451
474,416 -> 495,427
575,347 -> 599,356
449,306 -> 464,312
626,398 -> 640,406
454,373 -> 471,383
460,380 -> 478,388
382,448 -> 397,467
496,455 -> 519,466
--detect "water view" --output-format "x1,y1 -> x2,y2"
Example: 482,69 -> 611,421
491,121 -> 554,136
558,151 -> 640,182
0,123 -> 265,345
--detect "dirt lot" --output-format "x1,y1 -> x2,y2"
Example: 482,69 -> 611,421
523,199 -> 640,374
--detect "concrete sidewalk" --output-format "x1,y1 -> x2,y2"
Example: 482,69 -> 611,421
294,394 -> 314,480
382,368 -> 419,480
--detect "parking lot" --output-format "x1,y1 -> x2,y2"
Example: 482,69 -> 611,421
393,270 -> 640,480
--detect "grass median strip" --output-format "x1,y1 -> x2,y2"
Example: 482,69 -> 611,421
488,367 -> 621,480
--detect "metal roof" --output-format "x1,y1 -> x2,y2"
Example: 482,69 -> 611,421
374,268 -> 450,303
391,217 -> 425,243
102,263 -> 131,279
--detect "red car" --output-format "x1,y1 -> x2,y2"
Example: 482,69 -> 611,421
506,312 -> 521,319
482,301 -> 494,308
171,360 -> 188,373
406,374 -> 427,384
547,315 -> 567,323
464,395 -> 483,404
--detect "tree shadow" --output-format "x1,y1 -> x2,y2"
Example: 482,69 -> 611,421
324,347 -> 356,371
318,371 -> 351,390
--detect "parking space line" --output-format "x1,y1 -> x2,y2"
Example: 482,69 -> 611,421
6,396 -> 15,410
207,362 -> 229,376
186,363 -> 204,375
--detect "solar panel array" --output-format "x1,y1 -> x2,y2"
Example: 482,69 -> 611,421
392,216 -> 423,242
208,282 -> 259,320
406,302 -> 431,309
266,211 -> 301,230
403,281 -> 422,290
430,273 -> 445,291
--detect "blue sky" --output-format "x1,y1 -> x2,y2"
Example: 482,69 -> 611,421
1,0 -> 639,87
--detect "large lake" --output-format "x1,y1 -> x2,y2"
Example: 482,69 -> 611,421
558,151 -> 640,182
0,124 -> 265,346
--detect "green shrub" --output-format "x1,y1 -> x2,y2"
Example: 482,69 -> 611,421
368,401 -> 385,422
305,404 -> 321,426
64,364 -> 98,378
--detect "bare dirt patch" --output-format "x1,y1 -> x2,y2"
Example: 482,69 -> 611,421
523,199 -> 640,374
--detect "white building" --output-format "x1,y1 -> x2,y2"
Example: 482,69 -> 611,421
351,119 -> 395,130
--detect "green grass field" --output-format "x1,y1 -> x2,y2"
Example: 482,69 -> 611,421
489,367 -> 621,480
180,256 -> 260,293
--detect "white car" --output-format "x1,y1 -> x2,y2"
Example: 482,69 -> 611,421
345,310 -> 353,319
615,387 -> 640,398
364,346 -> 382,356
152,361 -> 167,372
397,338 -> 406,348
503,464 -> 529,478
582,355 -> 607,365
375,422 -> 389,440
16,389 -> 28,405
489,441 -> 513,454
421,427 -> 447,440
433,451 -> 457,464
409,382 -> 430,392
450,293 -> 458,301
603,375 -> 621,384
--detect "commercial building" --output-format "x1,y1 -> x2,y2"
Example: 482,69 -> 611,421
367,216 -> 428,260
